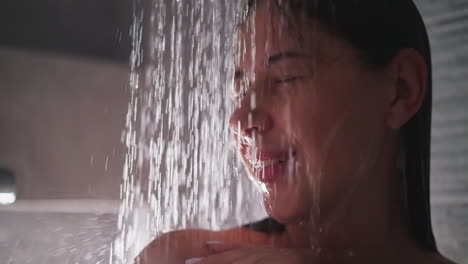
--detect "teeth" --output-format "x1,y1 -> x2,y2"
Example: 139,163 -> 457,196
250,159 -> 282,169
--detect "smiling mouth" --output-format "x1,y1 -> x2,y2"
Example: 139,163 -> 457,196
246,149 -> 296,183
250,155 -> 288,169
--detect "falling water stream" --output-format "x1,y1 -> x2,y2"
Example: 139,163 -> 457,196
113,1 -> 264,262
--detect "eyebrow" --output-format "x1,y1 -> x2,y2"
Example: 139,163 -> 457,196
234,51 -> 306,79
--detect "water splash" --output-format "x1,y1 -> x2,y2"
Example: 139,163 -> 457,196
113,1 -> 264,263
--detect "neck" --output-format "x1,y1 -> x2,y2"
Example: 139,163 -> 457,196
284,175 -> 421,263
283,145 -> 426,263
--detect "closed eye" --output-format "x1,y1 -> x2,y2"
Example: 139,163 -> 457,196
273,75 -> 309,84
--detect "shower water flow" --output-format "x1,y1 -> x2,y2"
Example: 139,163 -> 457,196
113,1 -> 265,263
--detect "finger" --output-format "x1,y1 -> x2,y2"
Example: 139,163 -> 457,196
207,242 -> 275,254
199,248 -> 255,264
207,242 -> 244,254
185,257 -> 205,264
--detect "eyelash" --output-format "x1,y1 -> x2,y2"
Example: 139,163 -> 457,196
233,75 -> 305,102
272,76 -> 302,85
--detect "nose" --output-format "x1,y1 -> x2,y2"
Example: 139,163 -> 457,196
229,91 -> 273,140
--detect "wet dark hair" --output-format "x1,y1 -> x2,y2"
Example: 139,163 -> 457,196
244,0 -> 436,252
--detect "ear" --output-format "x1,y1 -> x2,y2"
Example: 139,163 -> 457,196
386,49 -> 427,130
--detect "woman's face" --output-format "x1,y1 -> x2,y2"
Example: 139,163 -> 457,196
229,2 -> 392,224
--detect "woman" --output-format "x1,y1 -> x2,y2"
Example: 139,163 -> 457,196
137,0 -> 456,263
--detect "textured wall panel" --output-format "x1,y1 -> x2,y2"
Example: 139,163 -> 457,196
415,0 -> 468,263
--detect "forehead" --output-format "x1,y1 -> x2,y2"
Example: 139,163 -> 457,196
236,2 -> 330,67
238,3 -> 297,56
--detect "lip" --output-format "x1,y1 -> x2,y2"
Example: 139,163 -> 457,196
246,149 -> 295,183
254,150 -> 290,162
255,161 -> 288,183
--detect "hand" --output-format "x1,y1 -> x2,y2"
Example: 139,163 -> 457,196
135,230 -> 200,264
134,227 -> 276,264
135,229 -> 227,264
199,243 -> 314,264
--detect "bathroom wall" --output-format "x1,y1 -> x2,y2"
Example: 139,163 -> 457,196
0,47 -> 127,263
0,212 -> 118,264
415,0 -> 468,262
0,47 -> 128,200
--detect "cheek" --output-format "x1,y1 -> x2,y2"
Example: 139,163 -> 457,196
280,76 -> 386,179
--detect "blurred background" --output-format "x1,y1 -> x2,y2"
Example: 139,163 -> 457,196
0,0 -> 131,263
0,0 -> 467,263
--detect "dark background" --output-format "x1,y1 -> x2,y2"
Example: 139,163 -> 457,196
0,0 -> 133,63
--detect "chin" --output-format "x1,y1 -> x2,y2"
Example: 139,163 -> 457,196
262,185 -> 310,225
